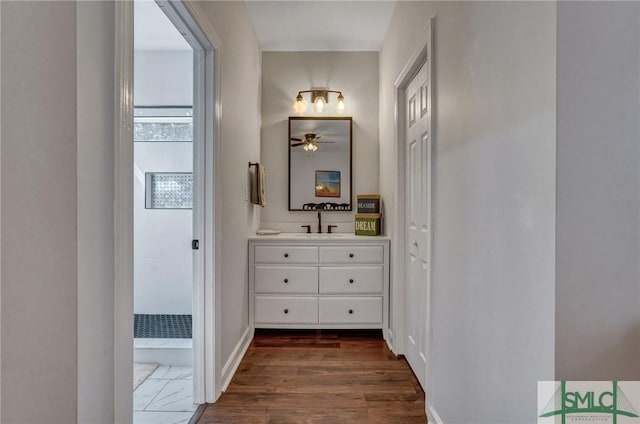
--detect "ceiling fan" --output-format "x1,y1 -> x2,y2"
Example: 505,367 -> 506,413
290,133 -> 335,152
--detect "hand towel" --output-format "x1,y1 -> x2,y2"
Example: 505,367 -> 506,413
250,166 -> 258,205
257,163 -> 267,207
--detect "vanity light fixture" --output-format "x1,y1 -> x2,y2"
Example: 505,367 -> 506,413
293,89 -> 346,115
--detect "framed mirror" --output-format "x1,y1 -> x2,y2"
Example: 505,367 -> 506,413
288,117 -> 353,211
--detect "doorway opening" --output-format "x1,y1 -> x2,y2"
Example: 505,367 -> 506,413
115,0 -> 222,422
133,2 -> 197,421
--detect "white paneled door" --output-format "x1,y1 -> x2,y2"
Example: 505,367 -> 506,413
404,58 -> 431,389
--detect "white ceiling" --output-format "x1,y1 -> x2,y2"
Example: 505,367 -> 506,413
134,0 -> 396,52
245,1 -> 396,51
134,0 -> 191,50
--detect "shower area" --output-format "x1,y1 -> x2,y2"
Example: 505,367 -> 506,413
133,104 -> 194,366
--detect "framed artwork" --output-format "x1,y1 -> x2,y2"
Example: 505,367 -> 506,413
315,170 -> 341,198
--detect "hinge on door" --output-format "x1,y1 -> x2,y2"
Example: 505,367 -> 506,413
192,239 -> 199,250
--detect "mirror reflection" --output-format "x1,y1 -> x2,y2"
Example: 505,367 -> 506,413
288,117 -> 352,211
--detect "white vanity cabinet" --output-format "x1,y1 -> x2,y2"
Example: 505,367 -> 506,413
249,235 -> 390,330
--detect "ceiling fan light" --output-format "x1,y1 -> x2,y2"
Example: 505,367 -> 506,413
302,141 -> 318,152
336,93 -> 346,113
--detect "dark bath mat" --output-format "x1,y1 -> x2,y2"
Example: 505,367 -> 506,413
134,314 -> 192,339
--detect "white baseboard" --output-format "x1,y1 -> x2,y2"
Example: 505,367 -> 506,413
384,327 -> 395,354
220,326 -> 252,392
428,405 -> 443,424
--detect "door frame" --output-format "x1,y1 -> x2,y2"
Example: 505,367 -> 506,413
391,17 -> 435,421
114,1 -> 223,420
159,0 -> 223,405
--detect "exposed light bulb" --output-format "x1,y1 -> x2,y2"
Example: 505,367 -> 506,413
336,94 -> 345,113
293,93 -> 306,115
314,97 -> 325,113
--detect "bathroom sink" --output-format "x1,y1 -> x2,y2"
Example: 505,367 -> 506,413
293,233 -> 350,238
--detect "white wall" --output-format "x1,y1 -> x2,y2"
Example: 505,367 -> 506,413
1,2 -> 78,422
261,52 -> 379,233
134,50 -> 193,106
134,144 -> 193,315
196,0 -> 262,367
134,49 -> 194,315
77,2 -> 115,422
556,1 -> 640,380
0,3 -> 3,419
379,2 -> 556,423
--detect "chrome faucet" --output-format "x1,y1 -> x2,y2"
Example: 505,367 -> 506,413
317,211 -> 322,234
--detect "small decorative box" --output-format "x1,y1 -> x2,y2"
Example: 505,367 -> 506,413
355,213 -> 382,236
357,194 -> 381,214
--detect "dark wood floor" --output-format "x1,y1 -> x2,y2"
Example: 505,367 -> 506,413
197,329 -> 427,423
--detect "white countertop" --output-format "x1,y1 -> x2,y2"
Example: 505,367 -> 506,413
249,232 -> 390,241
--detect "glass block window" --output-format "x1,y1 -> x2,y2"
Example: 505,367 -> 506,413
145,173 -> 193,209
133,105 -> 193,143
134,117 -> 193,142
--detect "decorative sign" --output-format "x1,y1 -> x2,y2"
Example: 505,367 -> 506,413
355,213 -> 382,236
357,194 -> 381,213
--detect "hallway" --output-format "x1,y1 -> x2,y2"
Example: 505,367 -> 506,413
197,330 -> 426,423
1,2 -> 639,423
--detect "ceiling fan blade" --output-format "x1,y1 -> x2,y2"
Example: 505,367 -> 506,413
290,142 -> 305,147
290,137 -> 303,141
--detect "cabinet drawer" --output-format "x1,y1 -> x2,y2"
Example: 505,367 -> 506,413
319,245 -> 384,264
255,296 -> 318,324
255,246 -> 318,264
319,266 -> 383,294
255,266 -> 318,294
319,297 -> 383,324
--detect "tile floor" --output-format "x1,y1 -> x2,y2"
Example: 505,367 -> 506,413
134,365 -> 197,424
